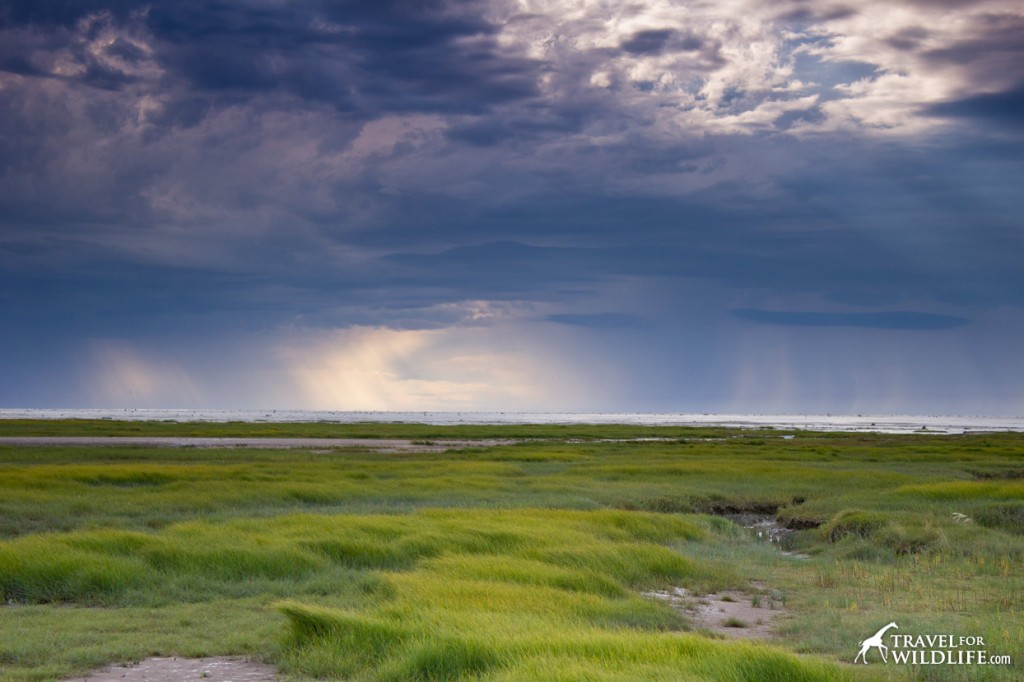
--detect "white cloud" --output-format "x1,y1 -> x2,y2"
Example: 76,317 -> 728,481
791,0 -> 1023,134
347,115 -> 448,160
73,314 -> 612,411
486,0 -> 1024,140
278,323 -> 600,411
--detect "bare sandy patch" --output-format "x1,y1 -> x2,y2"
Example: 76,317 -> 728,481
646,585 -> 786,639
66,656 -> 278,682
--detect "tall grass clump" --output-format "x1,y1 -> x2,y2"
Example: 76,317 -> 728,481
822,509 -> 950,557
0,509 -> 706,608
973,502 -> 1024,535
280,601 -> 851,681
272,508 -> 849,681
0,539 -> 150,604
822,510 -> 888,542
279,603 -> 411,678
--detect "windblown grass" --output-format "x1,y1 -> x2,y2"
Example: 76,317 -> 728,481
269,511 -> 842,681
0,426 -> 1021,680
279,600 -> 846,681
0,510 -> 709,607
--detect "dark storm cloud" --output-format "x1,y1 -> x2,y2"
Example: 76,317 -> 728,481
1,0 -> 1023,411
382,241 -> 594,295
544,313 -> 647,329
621,30 -> 670,55
732,309 -> 970,330
924,85 -> 1024,129
377,215 -> 957,308
0,0 -> 143,27
0,18 -> 138,90
142,1 -> 538,115
0,1 -> 533,249
774,5 -> 857,25
621,29 -> 705,56
444,102 -> 598,146
1,0 -> 540,115
0,230 -> 405,344
885,27 -> 931,52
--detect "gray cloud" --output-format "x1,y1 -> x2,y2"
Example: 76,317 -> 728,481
619,29 -> 706,56
146,1 -> 540,115
544,313 -> 647,329
732,309 -> 970,330
1,0 -> 1022,412
924,84 -> 1024,129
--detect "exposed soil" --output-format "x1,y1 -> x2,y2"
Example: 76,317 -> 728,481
645,586 -> 786,639
66,656 -> 278,682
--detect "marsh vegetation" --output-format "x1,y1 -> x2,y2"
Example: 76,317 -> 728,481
0,424 -> 1020,680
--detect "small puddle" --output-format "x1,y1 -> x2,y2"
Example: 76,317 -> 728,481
723,514 -> 810,559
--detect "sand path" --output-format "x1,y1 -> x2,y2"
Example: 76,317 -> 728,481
65,656 -> 277,681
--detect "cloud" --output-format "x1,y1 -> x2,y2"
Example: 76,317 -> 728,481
4,0 -> 1022,249
84,340 -> 202,407
1,1 -> 1022,414
544,313 -> 646,329
732,309 -> 970,330
61,319 -> 617,411
789,1 -> 1024,134
277,323 -> 612,410
924,84 -> 1024,129
139,1 -> 541,115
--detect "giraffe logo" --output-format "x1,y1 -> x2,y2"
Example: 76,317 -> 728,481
854,622 -> 899,663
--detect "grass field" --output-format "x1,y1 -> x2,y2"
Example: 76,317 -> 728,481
0,424 -> 1021,680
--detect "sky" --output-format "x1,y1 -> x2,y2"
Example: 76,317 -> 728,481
1,0 -> 1022,415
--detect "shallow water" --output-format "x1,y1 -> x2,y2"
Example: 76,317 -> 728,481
722,514 -> 810,558
2,409 -> 1022,434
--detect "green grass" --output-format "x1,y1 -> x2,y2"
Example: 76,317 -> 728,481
0,424 -> 1021,680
